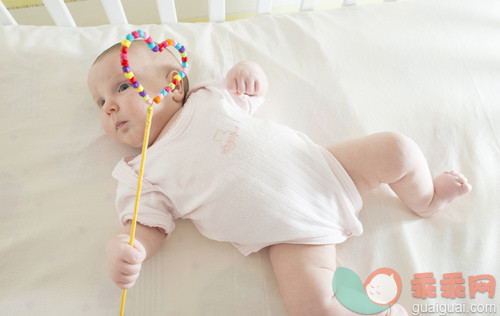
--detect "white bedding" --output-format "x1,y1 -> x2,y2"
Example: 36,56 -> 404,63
1,0 -> 499,315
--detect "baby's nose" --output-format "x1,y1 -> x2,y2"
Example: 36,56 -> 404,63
104,102 -> 119,114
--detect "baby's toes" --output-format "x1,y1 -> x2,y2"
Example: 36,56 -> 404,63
446,171 -> 464,184
449,171 -> 472,193
461,179 -> 472,194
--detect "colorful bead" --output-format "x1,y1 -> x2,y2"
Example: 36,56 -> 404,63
120,30 -> 188,108
121,39 -> 131,48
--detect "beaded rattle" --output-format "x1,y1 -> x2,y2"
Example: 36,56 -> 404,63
119,29 -> 188,316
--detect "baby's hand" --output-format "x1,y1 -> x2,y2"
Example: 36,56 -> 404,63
226,61 -> 268,97
106,233 -> 147,289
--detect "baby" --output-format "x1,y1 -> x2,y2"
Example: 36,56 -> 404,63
88,41 -> 471,316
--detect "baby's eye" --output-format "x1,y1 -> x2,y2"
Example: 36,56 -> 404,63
119,83 -> 131,92
98,99 -> 105,107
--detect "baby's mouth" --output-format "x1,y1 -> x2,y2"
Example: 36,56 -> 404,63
115,121 -> 127,130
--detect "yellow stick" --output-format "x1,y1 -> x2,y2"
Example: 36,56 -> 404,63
119,104 -> 154,316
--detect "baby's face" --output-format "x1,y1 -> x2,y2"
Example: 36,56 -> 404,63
88,47 -> 182,148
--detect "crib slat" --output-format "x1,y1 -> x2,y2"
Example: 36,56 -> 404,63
41,0 -> 76,27
100,0 -> 128,25
300,0 -> 315,11
208,0 -> 225,22
0,1 -> 17,25
257,0 -> 273,15
157,0 -> 178,23
343,0 -> 357,6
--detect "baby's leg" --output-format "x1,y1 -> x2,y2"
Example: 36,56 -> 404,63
269,243 -> 407,316
327,132 -> 471,217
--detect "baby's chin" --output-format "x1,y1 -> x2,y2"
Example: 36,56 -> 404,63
111,134 -> 144,149
112,126 -> 161,148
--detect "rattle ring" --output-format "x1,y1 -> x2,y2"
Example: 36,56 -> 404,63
120,29 -> 188,105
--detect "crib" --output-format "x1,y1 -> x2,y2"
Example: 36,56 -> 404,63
1,0 -> 499,315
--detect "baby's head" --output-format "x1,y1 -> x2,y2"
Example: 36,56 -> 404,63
88,41 -> 189,148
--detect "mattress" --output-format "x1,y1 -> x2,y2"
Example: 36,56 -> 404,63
0,0 -> 499,314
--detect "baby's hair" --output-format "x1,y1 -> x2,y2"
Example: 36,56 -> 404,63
94,41 -> 190,101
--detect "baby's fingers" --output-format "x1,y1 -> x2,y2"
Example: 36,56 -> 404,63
110,257 -> 143,289
236,78 -> 248,95
120,261 -> 142,276
243,78 -> 256,95
122,244 -> 146,264
227,78 -> 242,95
118,262 -> 142,289
116,271 -> 140,289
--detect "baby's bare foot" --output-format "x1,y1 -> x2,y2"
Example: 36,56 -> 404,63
419,171 -> 472,217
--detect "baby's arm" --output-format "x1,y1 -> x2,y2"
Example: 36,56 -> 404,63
226,61 -> 268,97
106,222 -> 165,289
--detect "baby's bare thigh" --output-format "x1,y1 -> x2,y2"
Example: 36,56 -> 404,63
327,132 -> 409,196
269,244 -> 336,314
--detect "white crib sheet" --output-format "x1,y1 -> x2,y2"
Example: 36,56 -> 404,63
1,0 -> 499,315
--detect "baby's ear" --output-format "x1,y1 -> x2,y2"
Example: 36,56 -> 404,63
166,70 -> 185,102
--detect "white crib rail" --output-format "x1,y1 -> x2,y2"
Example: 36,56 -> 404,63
157,0 -> 178,24
208,0 -> 225,23
0,0 -> 394,26
0,1 -> 16,25
256,0 -> 273,15
100,0 -> 128,25
41,0 -> 76,27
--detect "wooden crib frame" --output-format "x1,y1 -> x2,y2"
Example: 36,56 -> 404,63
0,0 -> 394,26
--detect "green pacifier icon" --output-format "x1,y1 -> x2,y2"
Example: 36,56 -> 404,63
332,267 -> 402,314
